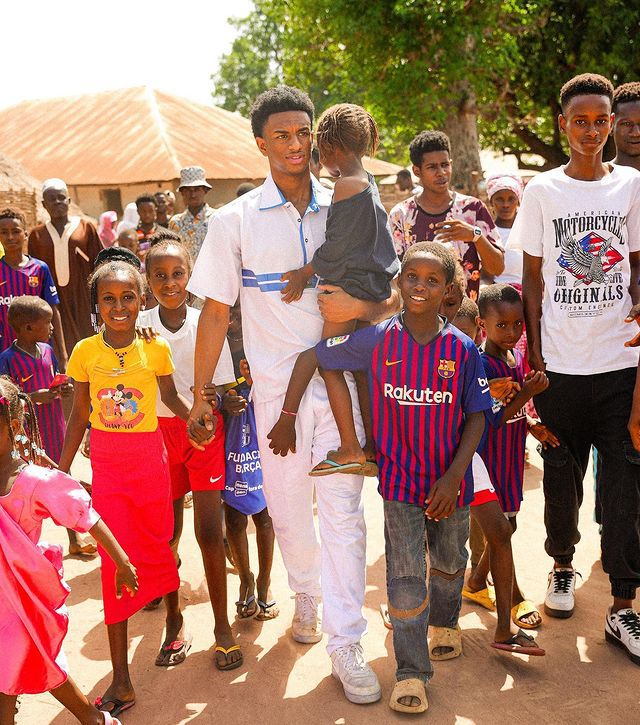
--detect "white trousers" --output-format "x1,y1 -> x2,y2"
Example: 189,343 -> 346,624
254,376 -> 367,653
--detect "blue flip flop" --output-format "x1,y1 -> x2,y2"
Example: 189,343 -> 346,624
308,458 -> 362,477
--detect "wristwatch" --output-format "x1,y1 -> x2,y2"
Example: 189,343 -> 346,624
472,225 -> 482,243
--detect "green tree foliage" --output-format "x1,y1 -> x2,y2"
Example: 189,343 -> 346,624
213,0 -> 640,173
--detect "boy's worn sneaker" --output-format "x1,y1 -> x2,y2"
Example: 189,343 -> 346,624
331,643 -> 381,704
605,608 -> 640,666
544,567 -> 580,618
292,593 -> 322,644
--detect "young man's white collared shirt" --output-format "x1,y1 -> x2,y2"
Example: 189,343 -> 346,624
188,172 -> 368,654
189,173 -> 333,404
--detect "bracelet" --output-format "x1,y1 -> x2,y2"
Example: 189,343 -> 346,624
281,409 -> 297,418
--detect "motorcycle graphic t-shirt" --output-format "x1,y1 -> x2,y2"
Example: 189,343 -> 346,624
510,164 -> 640,374
67,333 -> 175,432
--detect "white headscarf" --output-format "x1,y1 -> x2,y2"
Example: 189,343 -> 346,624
115,202 -> 139,236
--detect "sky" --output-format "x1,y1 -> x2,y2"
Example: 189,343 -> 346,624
2,0 -> 254,109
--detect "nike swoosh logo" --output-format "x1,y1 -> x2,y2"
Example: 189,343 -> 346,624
608,621 -> 621,638
209,475 -> 223,484
385,359 -> 403,366
21,375 -> 33,383
0,281 -> 6,286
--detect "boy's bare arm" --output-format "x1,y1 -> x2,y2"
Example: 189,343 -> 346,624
318,280 -> 401,325
522,253 -> 545,371
189,298 -> 229,433
267,348 -> 318,456
51,305 -> 68,371
624,251 -> 640,346
158,374 -> 213,448
281,262 -> 315,304
426,410 -> 485,520
496,371 -> 549,425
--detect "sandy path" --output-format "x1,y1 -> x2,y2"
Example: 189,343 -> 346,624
15,446 -> 639,724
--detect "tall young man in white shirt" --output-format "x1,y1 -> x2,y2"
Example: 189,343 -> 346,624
516,73 -> 640,667
188,86 -> 399,700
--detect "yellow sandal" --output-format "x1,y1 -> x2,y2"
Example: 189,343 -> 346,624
462,585 -> 496,611
511,600 -> 542,630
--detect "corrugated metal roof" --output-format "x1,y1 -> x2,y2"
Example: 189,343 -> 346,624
0,87 -> 400,185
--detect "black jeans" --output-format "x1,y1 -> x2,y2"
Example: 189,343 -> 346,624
534,367 -> 640,600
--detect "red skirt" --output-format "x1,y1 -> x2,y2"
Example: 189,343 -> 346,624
90,428 -> 179,624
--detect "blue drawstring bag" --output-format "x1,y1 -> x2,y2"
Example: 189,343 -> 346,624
223,392 -> 267,516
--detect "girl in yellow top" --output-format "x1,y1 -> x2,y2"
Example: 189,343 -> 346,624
58,259 -> 212,721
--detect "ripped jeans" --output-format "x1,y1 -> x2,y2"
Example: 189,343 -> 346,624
383,500 -> 469,683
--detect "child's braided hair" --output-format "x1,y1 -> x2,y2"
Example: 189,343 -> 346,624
0,375 -> 45,464
316,103 -> 379,158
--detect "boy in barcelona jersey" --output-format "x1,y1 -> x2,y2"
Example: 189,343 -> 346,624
287,242 -> 490,714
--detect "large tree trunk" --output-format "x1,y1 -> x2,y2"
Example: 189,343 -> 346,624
445,82 -> 483,198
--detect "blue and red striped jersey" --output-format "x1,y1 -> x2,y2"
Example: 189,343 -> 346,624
0,257 -> 59,352
479,349 -> 528,513
0,342 -> 66,462
315,314 -> 491,507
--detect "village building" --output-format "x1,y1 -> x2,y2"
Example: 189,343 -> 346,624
0,87 -> 400,219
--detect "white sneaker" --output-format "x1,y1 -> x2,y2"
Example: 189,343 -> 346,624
331,643 -> 381,704
544,567 -> 579,618
292,593 -> 322,644
605,608 -> 640,666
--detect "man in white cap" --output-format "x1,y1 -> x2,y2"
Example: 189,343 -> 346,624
28,178 -> 101,354
168,166 -> 214,259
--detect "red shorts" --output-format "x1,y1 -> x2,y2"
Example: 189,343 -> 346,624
471,488 -> 499,507
158,414 -> 225,500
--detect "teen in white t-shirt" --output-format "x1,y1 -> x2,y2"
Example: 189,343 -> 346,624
512,163 -> 640,374
514,74 -> 640,666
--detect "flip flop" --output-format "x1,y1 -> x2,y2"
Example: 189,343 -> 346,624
236,593 -> 258,619
326,449 -> 378,478
389,678 -> 428,714
255,599 -> 280,621
308,458 -> 362,477
155,631 -> 193,666
362,459 -> 379,477
102,713 -> 122,725
94,696 -> 135,718
462,585 -> 496,611
491,629 -> 545,656
214,644 -> 243,671
511,600 -> 542,629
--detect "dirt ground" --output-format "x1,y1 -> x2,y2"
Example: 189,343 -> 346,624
16,445 -> 640,724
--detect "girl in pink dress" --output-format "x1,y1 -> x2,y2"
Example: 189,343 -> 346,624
0,376 -> 137,725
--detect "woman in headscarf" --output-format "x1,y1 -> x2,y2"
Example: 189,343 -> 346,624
97,211 -> 118,247
114,203 -> 139,237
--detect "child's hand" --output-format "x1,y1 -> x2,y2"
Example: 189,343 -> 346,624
187,399 -> 217,449
522,370 -> 549,397
488,377 -> 520,404
30,388 -> 61,404
239,358 -> 253,387
197,382 -> 220,406
425,475 -> 459,521
81,429 -> 91,458
267,414 -> 297,456
528,420 -> 560,449
281,268 -> 310,304
115,561 -> 139,599
136,326 -> 157,343
58,382 -> 74,398
223,389 -> 247,415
